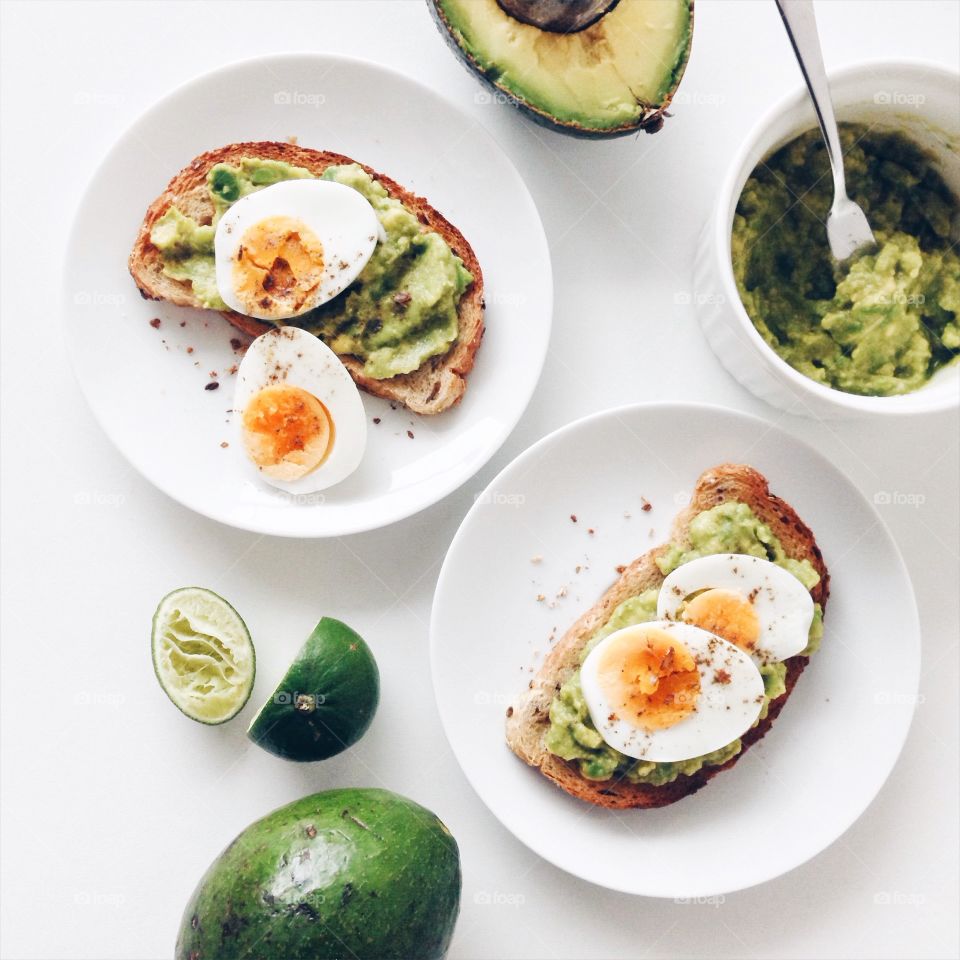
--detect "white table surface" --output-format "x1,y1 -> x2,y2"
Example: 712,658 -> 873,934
1,2 -> 957,958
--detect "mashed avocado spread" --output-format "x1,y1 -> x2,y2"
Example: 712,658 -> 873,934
149,158 -> 473,379
732,124 -> 960,396
544,502 -> 824,786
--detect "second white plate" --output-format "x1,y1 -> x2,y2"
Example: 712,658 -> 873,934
431,402 -> 920,897
63,54 -> 551,537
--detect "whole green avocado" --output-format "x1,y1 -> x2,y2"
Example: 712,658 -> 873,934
175,788 -> 461,960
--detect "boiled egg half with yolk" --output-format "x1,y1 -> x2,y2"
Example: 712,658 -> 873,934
233,327 -> 366,493
580,621 -> 765,762
657,554 -> 814,665
214,179 -> 380,321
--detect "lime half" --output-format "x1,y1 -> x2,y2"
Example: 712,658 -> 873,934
247,617 -> 379,761
151,587 -> 255,724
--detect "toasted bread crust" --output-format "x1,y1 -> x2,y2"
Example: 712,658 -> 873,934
128,142 -> 485,415
505,464 -> 830,809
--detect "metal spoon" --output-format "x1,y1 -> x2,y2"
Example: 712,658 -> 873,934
775,0 -> 876,261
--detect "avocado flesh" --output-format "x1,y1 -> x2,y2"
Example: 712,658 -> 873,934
436,0 -> 693,133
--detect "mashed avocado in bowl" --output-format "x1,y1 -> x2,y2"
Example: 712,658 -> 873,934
732,124 -> 960,397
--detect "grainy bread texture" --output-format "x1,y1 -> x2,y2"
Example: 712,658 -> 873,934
128,142 -> 485,415
505,464 -> 830,809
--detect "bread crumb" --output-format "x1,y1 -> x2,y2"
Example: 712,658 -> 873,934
373,417 -> 381,425
205,382 -> 219,392
616,564 -> 627,574
536,593 -> 546,602
531,555 -> 542,564
286,134 -> 299,145
570,514 -> 577,523
220,441 -> 229,448
587,528 -> 595,536
230,338 -> 242,350
187,346 -> 194,354
407,430 -> 415,439
641,497 -> 652,512
149,318 -> 161,329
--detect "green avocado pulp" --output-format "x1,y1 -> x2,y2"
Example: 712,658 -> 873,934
732,124 -> 960,397
437,0 -> 692,132
150,158 -> 473,380
544,502 -> 824,786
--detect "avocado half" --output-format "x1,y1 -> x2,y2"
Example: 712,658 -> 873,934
429,0 -> 695,138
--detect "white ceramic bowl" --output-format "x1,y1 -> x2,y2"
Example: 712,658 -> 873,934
694,61 -> 960,419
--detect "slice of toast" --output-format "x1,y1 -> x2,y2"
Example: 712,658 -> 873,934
505,464 -> 830,809
128,142 -> 485,415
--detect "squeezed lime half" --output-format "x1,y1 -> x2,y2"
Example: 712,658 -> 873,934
151,587 -> 255,724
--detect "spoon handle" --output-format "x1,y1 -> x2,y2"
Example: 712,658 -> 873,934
774,0 -> 847,201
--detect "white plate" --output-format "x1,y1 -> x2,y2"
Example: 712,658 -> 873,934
430,402 -> 920,897
62,54 -> 551,537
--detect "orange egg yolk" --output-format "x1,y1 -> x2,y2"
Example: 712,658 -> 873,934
596,628 -> 701,732
681,588 -> 761,652
241,384 -> 334,481
233,216 -> 325,318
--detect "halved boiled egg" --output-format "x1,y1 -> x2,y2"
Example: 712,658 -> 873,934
214,179 -> 380,321
657,554 -> 814,665
580,621 -> 765,762
234,327 -> 366,493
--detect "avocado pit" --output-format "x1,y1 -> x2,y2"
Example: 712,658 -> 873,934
496,0 -> 619,32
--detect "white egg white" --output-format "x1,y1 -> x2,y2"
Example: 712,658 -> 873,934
657,553 -> 814,665
214,179 -> 380,320
233,327 -> 367,494
580,621 -> 765,763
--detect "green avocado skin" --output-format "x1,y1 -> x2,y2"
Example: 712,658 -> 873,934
175,788 -> 461,960
248,618 -> 380,762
